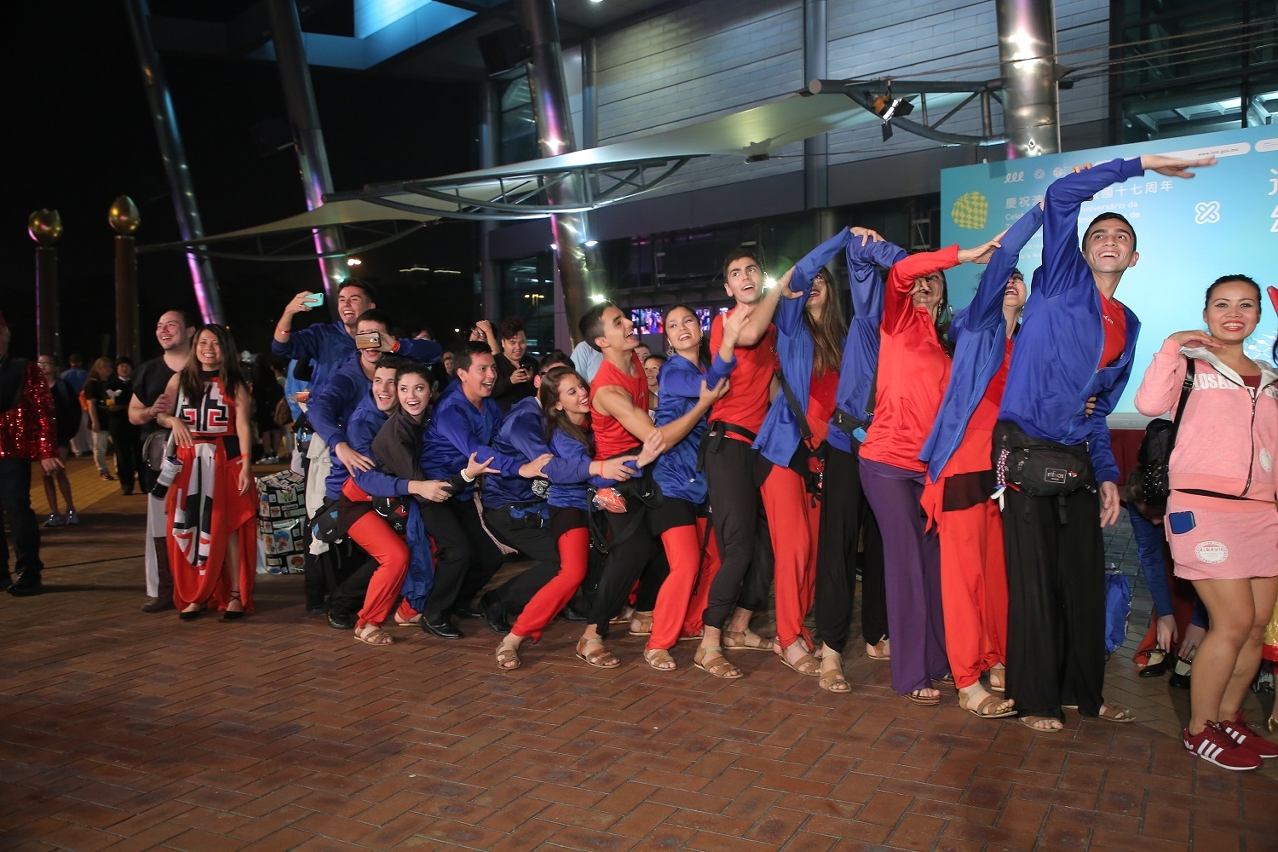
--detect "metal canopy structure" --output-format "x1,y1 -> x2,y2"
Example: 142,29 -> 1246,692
143,87 -> 969,258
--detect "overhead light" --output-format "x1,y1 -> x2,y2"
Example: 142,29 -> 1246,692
873,93 -> 914,142
550,243 -> 558,251
346,256 -> 362,266
435,269 -> 462,275
583,240 -> 598,247
763,275 -> 776,290
590,294 -> 606,304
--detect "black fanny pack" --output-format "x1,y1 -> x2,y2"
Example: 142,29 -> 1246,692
993,421 -> 1095,499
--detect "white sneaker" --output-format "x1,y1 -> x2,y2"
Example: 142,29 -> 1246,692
44,513 -> 65,527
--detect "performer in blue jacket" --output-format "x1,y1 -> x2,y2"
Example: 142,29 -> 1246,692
642,305 -> 738,671
814,228 -> 905,679
994,152 -> 1214,732
918,204 -> 1042,719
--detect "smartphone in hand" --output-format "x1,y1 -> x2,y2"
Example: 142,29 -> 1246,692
354,330 -> 382,350
302,293 -> 325,308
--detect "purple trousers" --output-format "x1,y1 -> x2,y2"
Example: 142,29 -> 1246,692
859,457 -> 948,694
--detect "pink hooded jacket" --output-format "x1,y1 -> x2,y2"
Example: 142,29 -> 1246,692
1134,338 -> 1278,503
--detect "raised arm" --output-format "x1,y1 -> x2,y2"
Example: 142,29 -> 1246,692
736,269 -> 790,348
777,228 -> 853,337
272,293 -> 326,358
846,228 -> 907,318
961,207 -> 1043,335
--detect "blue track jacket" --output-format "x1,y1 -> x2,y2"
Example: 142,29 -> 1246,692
482,396 -> 586,509
272,323 -> 441,392
826,234 -> 909,454
546,429 -> 619,511
998,157 -> 1145,485
652,352 -> 734,504
421,383 -> 522,501
920,205 -> 1043,481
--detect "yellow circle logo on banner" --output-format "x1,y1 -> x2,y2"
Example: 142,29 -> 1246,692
950,191 -> 988,230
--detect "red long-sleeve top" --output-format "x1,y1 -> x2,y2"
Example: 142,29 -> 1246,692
858,245 -> 960,472
0,359 -> 58,461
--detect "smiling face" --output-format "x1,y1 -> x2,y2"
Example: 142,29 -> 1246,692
808,269 -> 832,313
372,365 -> 398,413
356,318 -> 388,368
555,373 -> 591,423
1082,218 -> 1139,276
502,330 -> 527,363
337,285 -> 374,329
1203,280 -> 1261,344
195,330 -> 223,369
664,307 -> 702,357
458,351 -> 497,399
910,271 -> 945,314
1003,271 -> 1027,310
643,357 -> 663,391
397,368 -> 431,419
156,311 -> 192,352
595,306 -> 638,353
724,256 -> 765,306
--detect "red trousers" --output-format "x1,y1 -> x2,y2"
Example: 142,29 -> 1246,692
937,499 -> 1008,689
512,527 -> 590,641
346,511 -> 410,630
762,465 -> 818,650
649,518 -> 720,651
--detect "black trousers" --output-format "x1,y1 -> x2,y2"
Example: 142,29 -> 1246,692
702,437 -> 774,630
815,442 -> 889,654
0,458 -> 41,580
588,507 -> 668,638
1003,484 -> 1107,720
109,424 -> 143,491
419,497 -> 504,622
483,507 -> 561,615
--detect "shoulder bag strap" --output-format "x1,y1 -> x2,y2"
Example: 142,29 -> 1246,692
1167,357 -> 1196,449
774,370 -> 813,442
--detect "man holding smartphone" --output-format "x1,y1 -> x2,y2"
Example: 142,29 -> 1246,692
272,279 -> 378,392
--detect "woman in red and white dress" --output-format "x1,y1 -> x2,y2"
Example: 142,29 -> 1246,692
156,325 -> 258,621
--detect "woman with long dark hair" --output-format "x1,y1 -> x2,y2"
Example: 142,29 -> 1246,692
493,367 -> 656,670
155,325 -> 258,621
1135,274 -> 1278,770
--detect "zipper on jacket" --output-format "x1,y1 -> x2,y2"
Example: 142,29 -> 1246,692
1189,357 -> 1262,497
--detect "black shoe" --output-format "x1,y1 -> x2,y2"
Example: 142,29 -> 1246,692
178,604 -> 205,621
558,603 -> 589,623
328,610 -> 356,630
1140,650 -> 1169,678
481,591 -> 511,635
1169,656 -> 1192,689
306,597 -> 328,614
421,618 -> 463,640
7,574 -> 43,597
452,601 -> 483,620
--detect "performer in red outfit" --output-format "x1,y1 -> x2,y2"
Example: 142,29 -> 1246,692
156,325 -> 258,621
0,311 -> 62,596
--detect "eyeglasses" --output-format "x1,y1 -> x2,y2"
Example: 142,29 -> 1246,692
37,361 -> 56,367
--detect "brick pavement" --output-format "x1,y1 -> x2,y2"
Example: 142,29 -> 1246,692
2,459 -> 1273,851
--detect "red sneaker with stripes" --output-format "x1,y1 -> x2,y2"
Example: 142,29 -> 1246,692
1184,723 -> 1262,770
1220,717 -> 1278,759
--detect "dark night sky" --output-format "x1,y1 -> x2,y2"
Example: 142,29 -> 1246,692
7,2 -> 482,363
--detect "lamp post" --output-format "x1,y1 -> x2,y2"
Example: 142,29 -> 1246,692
28,209 -> 62,360
110,196 -> 142,361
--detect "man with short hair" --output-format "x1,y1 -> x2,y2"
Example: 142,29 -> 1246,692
129,309 -> 196,611
0,311 -> 62,596
272,279 -> 380,391
417,342 -> 549,639
996,153 -> 1215,732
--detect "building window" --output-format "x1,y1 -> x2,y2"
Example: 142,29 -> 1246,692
500,255 -> 554,355
499,74 -> 540,165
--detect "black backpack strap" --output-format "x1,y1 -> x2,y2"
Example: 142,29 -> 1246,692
774,370 -> 813,442
1168,358 -> 1196,448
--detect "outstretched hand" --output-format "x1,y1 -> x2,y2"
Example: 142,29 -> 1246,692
957,231 -> 1005,265
850,226 -> 884,246
1139,154 -> 1216,178
1168,330 -> 1225,350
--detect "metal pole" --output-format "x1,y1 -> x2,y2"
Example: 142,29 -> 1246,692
266,0 -> 348,312
803,0 -> 828,210
29,209 -> 62,360
583,37 -> 598,150
517,0 -> 596,349
122,0 -> 224,324
996,0 -> 1061,158
479,79 -> 500,321
110,196 -> 142,362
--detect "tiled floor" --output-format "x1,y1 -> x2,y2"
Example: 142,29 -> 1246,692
2,459 -> 1274,851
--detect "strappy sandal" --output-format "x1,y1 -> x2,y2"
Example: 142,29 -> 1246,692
394,613 -> 421,627
818,652 -> 851,694
222,591 -> 245,622
774,639 -> 820,677
722,629 -> 772,651
354,623 -> 393,646
609,606 -> 635,625
694,646 -> 742,679
1019,715 -> 1063,732
1096,704 -> 1136,724
959,688 -> 1015,719
906,690 -> 941,706
576,637 -> 620,669
628,611 -> 654,636
495,642 -> 521,671
988,666 -> 1006,694
643,648 -> 676,671
865,638 -> 890,661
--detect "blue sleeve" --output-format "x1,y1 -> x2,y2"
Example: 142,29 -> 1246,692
272,323 -> 324,362
704,353 -> 735,389
431,407 -> 524,475
308,373 -> 353,448
353,466 -> 410,497
504,409 -> 549,462
1040,157 -> 1144,299
660,361 -> 704,400
1127,503 -> 1174,618
347,412 -> 378,456
845,235 -> 907,319
778,228 -> 852,337
397,338 -> 442,365
1086,357 -> 1134,485
549,431 -> 596,485
960,206 -> 1044,336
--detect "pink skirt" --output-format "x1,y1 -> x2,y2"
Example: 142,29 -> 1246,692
1166,491 -> 1278,582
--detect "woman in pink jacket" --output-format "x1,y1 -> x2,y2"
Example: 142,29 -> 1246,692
1135,274 -> 1278,772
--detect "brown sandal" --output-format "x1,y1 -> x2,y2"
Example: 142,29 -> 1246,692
988,665 -> 1006,693
628,611 -> 654,636
354,623 -> 393,646
775,639 -> 820,677
866,638 -> 890,661
576,637 -> 620,669
959,688 -> 1015,719
722,629 -> 772,651
818,652 -> 851,693
694,646 -> 742,679
496,642 -> 521,671
643,648 -> 676,671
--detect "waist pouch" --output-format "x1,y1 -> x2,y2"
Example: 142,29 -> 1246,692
993,421 -> 1095,498
374,496 -> 411,536
830,408 -> 867,440
506,501 -> 551,529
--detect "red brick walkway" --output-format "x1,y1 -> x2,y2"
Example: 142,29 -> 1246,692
1,474 -> 1273,851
